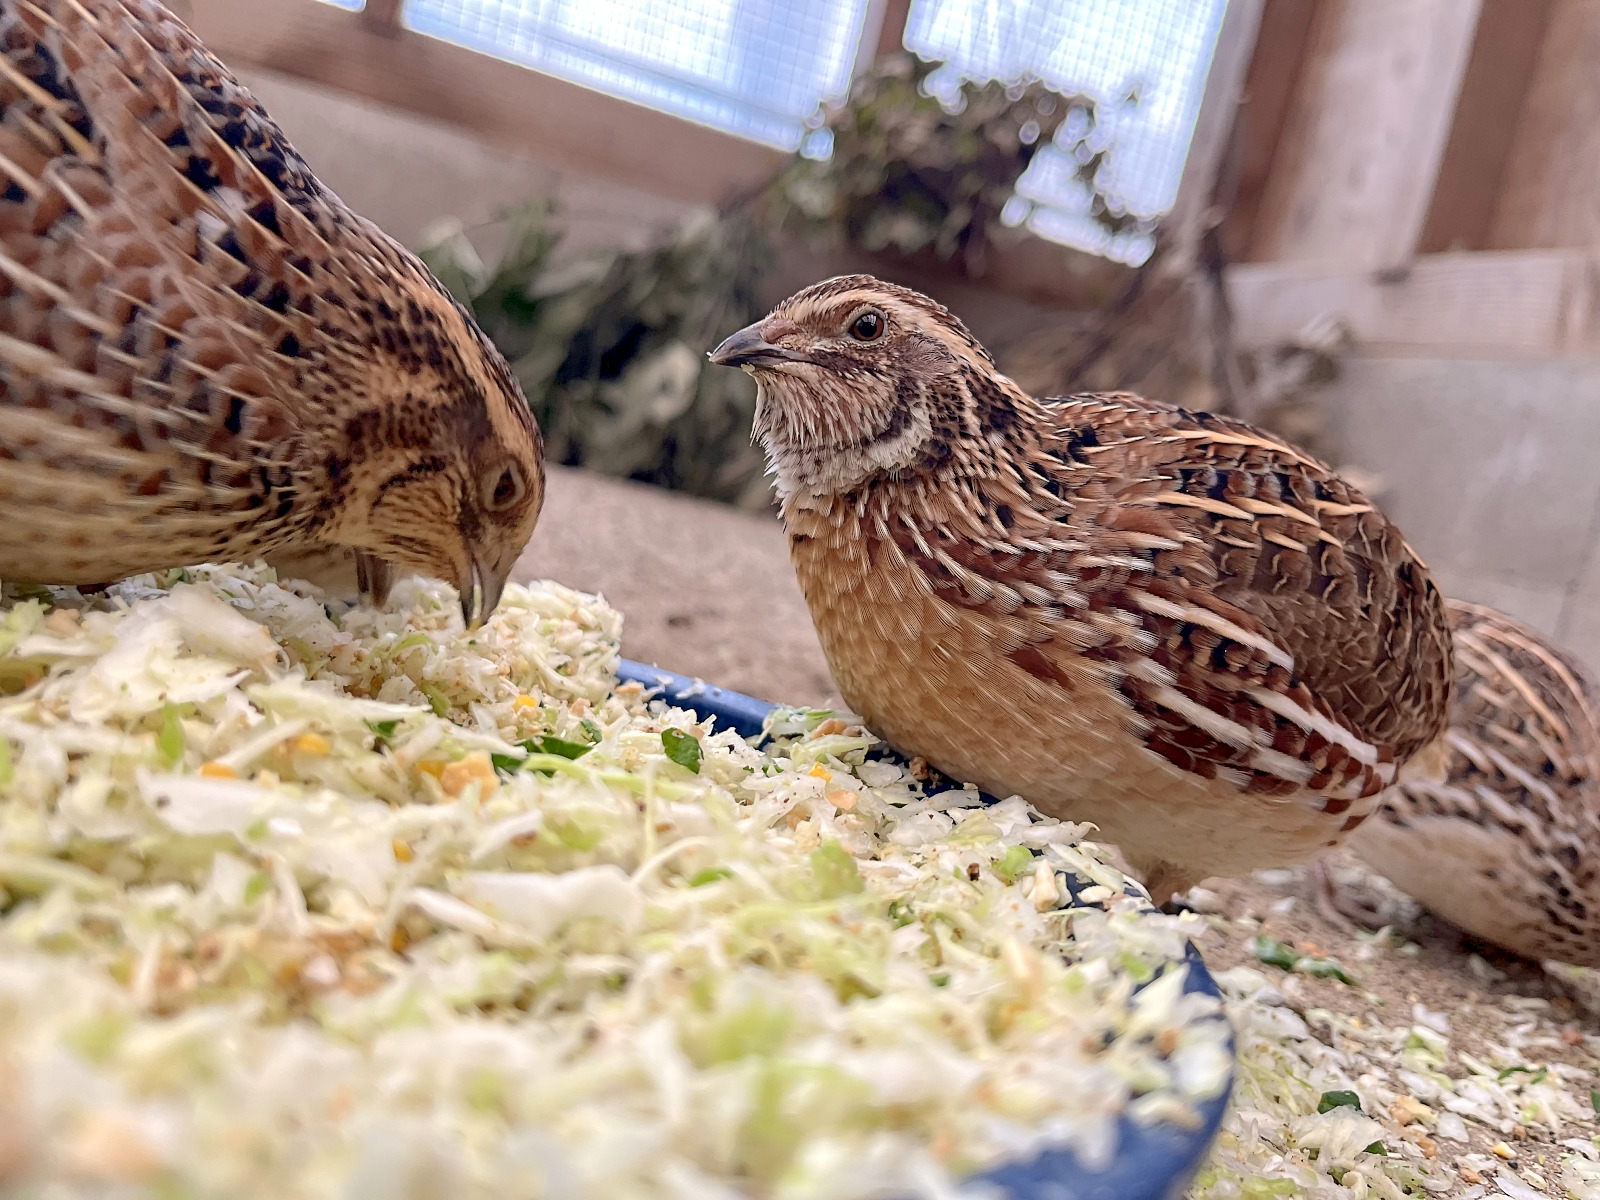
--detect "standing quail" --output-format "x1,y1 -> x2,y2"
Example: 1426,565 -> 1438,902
711,275 -> 1454,905
1348,601 -> 1600,967
0,0 -> 543,626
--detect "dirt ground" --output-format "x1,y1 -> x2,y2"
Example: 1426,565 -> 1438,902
515,466 -> 1600,1196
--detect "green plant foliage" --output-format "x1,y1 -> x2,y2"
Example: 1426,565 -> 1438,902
420,203 -> 775,509
766,54 -> 1135,279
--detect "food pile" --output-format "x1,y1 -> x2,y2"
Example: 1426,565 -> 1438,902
0,564 -> 1230,1198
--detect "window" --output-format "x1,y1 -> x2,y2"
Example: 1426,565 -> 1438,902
402,0 -> 874,153
905,0 -> 1229,265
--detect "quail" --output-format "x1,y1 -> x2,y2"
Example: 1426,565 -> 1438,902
1346,601 -> 1600,967
711,274 -> 1454,905
0,0 -> 543,626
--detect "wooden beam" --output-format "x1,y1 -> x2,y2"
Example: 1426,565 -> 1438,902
1417,0 -> 1553,253
875,0 -> 913,57
1218,0 -> 1316,263
1247,0 -> 1483,271
183,0 -> 785,208
1489,0 -> 1600,249
1160,0 -> 1264,276
1226,250 -> 1600,357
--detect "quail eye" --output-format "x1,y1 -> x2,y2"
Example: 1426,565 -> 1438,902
850,311 -> 885,342
486,465 -> 524,512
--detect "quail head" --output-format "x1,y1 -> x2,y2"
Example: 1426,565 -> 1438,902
711,274 -> 1454,905
0,0 -> 544,627
1351,601 -> 1600,967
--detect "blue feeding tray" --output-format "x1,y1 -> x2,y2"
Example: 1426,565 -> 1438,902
617,659 -> 1235,1200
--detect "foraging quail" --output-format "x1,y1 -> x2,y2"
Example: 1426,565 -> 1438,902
0,0 -> 543,625
710,275 -> 1453,905
1348,601 -> 1600,967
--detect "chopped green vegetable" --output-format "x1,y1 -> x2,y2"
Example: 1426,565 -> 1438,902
580,717 -> 603,743
365,718 -> 400,741
1591,1086 -> 1599,1114
1498,1064 -> 1549,1084
1249,937 -> 1356,985
661,727 -> 701,773
688,867 -> 732,887
994,844 -> 1035,884
493,734 -> 595,776
1317,1090 -> 1362,1114
1362,1142 -> 1386,1156
157,704 -> 185,766
1252,935 -> 1300,972
1297,957 -> 1358,986
809,841 -> 864,899
530,734 -> 594,760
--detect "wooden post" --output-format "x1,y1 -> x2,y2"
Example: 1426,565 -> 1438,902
1247,0 -> 1483,272
359,0 -> 402,37
1488,0 -> 1600,249
1160,0 -> 1265,277
1417,0 -> 1553,253
875,0 -> 912,57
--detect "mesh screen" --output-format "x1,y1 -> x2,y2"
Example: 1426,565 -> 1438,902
906,0 -> 1229,265
402,0 -> 872,151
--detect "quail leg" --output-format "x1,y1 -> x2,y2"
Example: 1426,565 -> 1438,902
1311,856 -> 1384,931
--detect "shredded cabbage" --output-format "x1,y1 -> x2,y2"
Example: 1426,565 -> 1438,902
0,564 -> 1229,1198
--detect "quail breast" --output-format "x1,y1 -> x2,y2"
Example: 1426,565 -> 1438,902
0,0 -> 544,627
1352,601 -> 1600,967
712,273 -> 1454,905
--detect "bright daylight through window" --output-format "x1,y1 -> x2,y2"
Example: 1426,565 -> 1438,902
313,0 -> 1229,266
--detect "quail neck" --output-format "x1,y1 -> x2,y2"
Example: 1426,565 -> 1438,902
712,273 -> 1454,904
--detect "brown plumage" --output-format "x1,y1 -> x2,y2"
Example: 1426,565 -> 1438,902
711,274 -> 1453,904
0,0 -> 543,626
1350,601 -> 1600,967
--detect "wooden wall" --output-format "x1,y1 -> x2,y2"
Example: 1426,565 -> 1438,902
1218,0 -> 1600,361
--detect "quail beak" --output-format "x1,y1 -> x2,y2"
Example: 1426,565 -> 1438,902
460,556 -> 509,632
354,551 -> 395,609
708,324 -> 808,369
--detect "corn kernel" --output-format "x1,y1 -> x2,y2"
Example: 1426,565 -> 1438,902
416,760 -> 447,779
807,764 -> 834,782
198,761 -> 237,779
513,694 -> 539,710
391,839 -> 414,863
1492,1142 -> 1516,1160
440,751 -> 498,799
293,733 -> 330,755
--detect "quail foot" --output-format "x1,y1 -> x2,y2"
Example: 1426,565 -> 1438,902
711,274 -> 1454,906
0,0 -> 544,627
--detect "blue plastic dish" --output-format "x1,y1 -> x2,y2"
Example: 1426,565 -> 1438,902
617,659 -> 1235,1200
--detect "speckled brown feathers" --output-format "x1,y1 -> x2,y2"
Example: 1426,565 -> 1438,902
0,0 -> 543,625
1353,601 -> 1600,966
712,274 -> 1453,902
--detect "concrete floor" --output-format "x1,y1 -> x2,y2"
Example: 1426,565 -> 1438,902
514,466 -> 839,708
